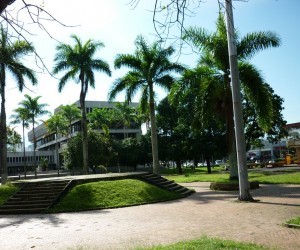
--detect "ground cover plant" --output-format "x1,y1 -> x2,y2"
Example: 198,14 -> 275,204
138,236 -> 269,250
286,217 -> 300,227
49,179 -> 183,213
163,166 -> 300,184
0,183 -> 19,205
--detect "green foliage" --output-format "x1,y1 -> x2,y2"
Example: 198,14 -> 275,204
50,179 -> 183,212
109,35 -> 185,174
179,14 -> 282,177
6,126 -> 22,152
0,183 -> 19,205
286,217 -> 300,226
87,107 -> 115,135
156,97 -> 227,173
139,236 -> 269,250
63,130 -> 118,173
0,25 -> 37,184
45,113 -> 68,136
118,136 -> 152,168
19,94 -> 49,125
57,104 -> 81,135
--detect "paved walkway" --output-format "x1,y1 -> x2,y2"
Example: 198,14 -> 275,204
0,182 -> 299,249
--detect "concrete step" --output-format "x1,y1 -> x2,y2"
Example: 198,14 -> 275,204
141,173 -> 194,197
0,208 -> 45,214
0,180 -> 70,214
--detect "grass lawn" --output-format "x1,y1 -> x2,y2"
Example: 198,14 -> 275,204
0,183 -> 19,205
138,236 -> 269,250
49,179 -> 184,213
164,167 -> 300,184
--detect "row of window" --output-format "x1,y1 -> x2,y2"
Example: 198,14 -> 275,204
7,155 -> 54,164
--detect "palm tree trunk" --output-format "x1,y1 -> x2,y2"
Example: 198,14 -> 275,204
80,91 -> 89,175
227,105 -> 238,180
0,68 -> 8,184
22,121 -> 27,178
149,84 -> 160,175
224,75 -> 238,180
33,120 -> 37,179
225,0 -> 253,201
55,133 -> 59,176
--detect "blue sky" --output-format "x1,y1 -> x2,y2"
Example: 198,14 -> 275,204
4,0 -> 300,136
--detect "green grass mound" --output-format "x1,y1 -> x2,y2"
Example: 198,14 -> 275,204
139,236 -> 269,250
0,183 -> 19,205
50,179 -> 183,213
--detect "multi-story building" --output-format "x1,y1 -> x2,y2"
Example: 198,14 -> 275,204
7,100 -> 142,175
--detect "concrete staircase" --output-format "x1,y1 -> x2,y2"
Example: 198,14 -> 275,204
140,173 -> 195,196
0,180 -> 70,214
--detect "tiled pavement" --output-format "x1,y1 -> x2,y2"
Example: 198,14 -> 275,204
0,181 -> 299,249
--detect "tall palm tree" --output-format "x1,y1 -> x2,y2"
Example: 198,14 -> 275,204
180,14 -> 281,179
53,35 -> 111,174
109,35 -> 185,175
19,94 -> 49,178
0,26 -> 37,184
10,107 -> 30,177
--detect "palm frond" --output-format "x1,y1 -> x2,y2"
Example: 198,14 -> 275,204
238,31 -> 281,60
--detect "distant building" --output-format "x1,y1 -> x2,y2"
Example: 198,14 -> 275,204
7,100 -> 142,175
286,122 -> 300,163
247,122 -> 300,164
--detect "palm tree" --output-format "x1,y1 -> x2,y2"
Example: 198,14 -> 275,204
10,107 -> 30,177
114,102 -> 138,139
180,14 -> 281,179
19,94 -> 49,178
45,113 -> 68,172
87,107 -> 113,136
53,35 -> 111,174
58,104 -> 81,138
109,36 -> 185,175
0,26 -> 37,184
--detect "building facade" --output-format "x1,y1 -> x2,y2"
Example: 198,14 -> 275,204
7,101 -> 142,175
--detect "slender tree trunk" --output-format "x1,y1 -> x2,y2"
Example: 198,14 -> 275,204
227,102 -> 238,180
149,84 -> 160,175
22,121 -> 27,178
206,156 -> 212,174
0,67 -> 8,184
225,0 -> 253,201
80,78 -> 88,175
33,120 -> 37,179
224,69 -> 238,179
175,160 -> 182,174
55,133 -> 60,176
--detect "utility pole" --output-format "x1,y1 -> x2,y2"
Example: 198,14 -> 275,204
224,0 -> 253,201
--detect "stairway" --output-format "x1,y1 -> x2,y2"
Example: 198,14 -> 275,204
140,173 -> 195,196
0,180 -> 70,214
